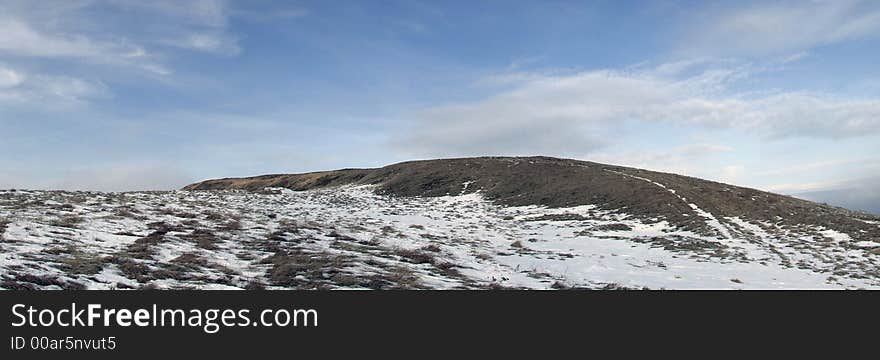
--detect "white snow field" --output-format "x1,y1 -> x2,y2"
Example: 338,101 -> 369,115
1,185 -> 879,290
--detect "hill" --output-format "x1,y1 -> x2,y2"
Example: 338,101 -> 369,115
3,156 -> 878,290
185,156 -> 880,241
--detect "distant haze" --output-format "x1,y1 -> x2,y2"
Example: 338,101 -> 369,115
796,185 -> 880,215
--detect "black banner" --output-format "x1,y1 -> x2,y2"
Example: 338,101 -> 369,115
1,291 -> 876,357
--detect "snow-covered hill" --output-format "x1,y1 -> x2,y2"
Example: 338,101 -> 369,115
3,184 -> 880,290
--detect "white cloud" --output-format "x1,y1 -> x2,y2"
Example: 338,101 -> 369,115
0,66 -> 24,88
0,18 -> 148,61
683,0 -> 880,56
228,3 -> 309,22
756,156 -> 880,178
106,0 -> 230,28
107,0 -> 243,55
768,179 -> 849,194
590,143 -> 735,180
0,0 -> 258,108
163,32 -> 241,55
719,165 -> 746,184
394,61 -> 880,158
0,0 -> 247,75
0,7 -> 167,76
0,65 -> 108,106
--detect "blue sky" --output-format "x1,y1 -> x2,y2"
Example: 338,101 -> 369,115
0,0 -> 878,213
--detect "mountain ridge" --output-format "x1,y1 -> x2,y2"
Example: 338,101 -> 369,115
184,156 -> 879,241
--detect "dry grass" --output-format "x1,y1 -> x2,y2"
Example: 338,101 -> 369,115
49,215 -> 84,229
393,248 -> 434,264
0,217 -> 9,238
244,280 -> 267,290
61,249 -> 104,275
2,273 -> 86,290
261,249 -> 353,288
107,256 -> 151,282
181,229 -> 220,250
421,244 -> 442,252
124,230 -> 167,259
182,156 -> 880,242
171,252 -> 208,268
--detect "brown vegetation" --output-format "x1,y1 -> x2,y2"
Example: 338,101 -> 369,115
184,156 -> 880,241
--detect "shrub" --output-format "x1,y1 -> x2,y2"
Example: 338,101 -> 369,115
49,215 -> 84,229
394,248 -> 434,264
422,244 -> 442,252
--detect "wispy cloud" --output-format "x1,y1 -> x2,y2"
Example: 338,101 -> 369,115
231,5 -> 308,22
0,66 -> 24,88
0,64 -> 108,107
755,156 -> 880,178
106,0 -> 231,28
0,0 -> 264,108
592,143 -> 733,171
589,142 -> 740,184
682,0 -> 880,56
394,60 -> 880,158
0,17 -> 158,70
0,0 -> 254,65
106,0 -> 245,55
162,32 -> 241,55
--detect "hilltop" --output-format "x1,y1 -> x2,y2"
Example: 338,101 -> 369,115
185,156 -> 880,241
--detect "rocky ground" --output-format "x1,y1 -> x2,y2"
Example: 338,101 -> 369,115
2,184 -> 880,290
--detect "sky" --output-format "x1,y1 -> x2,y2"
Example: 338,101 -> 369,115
0,0 -> 878,214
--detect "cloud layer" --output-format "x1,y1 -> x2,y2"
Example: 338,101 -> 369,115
395,61 -> 880,158
0,64 -> 108,106
682,0 -> 880,56
0,0 -> 243,85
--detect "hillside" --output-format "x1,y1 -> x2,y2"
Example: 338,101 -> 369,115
185,156 -> 880,241
2,156 -> 879,290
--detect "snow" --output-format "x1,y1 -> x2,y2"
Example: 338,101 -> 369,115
853,241 -> 880,249
1,186 -> 879,290
605,169 -> 734,239
819,228 -> 853,243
